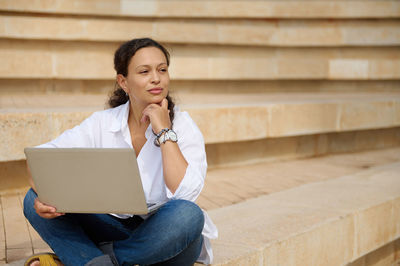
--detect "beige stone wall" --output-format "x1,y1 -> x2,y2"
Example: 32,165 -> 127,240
0,1 -> 399,175
0,1 -> 399,264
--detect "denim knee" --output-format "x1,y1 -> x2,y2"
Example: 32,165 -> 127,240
166,199 -> 205,238
23,188 -> 38,220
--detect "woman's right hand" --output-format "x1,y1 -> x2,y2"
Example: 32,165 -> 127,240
34,198 -> 65,219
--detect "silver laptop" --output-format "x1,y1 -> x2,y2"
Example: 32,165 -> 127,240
24,148 -> 165,215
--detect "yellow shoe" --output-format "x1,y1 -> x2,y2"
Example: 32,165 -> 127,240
24,253 -> 60,266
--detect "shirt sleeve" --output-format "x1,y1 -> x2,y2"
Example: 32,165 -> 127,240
37,112 -> 100,148
165,112 -> 207,202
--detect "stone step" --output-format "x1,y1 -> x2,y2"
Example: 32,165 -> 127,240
1,80 -> 400,96
1,40 -> 399,80
2,15 -> 399,46
0,92 -> 399,162
198,147 -> 400,210
0,0 -> 398,18
1,147 -> 399,264
207,158 -> 400,265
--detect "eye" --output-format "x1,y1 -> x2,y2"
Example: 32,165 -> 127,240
139,70 -> 148,74
159,68 -> 168,72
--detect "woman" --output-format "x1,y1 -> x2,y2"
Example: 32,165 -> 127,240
23,38 -> 217,266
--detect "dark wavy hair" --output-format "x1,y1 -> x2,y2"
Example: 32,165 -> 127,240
108,38 -> 175,123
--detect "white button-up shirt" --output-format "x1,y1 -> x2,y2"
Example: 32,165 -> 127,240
38,101 -> 218,264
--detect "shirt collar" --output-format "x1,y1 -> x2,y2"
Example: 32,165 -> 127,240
109,101 -> 154,139
109,101 -> 130,133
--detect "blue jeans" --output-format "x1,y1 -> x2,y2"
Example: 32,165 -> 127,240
23,188 -> 204,266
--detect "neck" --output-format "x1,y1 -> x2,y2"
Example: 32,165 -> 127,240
128,100 -> 149,129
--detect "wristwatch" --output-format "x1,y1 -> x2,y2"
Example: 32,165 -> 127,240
154,129 -> 178,146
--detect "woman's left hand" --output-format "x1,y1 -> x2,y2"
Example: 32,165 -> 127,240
141,98 -> 171,133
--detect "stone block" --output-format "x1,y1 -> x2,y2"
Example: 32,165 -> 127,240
395,101 -> 400,125
207,160 -> 400,266
339,101 -> 399,131
329,59 -> 369,79
348,240 -> 397,266
0,40 -> 117,79
168,57 -> 210,80
342,21 -> 400,46
265,162 -> 400,214
6,248 -> 32,264
354,200 -> 398,259
369,60 -> 400,79
208,57 -> 278,80
0,160 -> 28,191
0,204 -> 4,262
395,238 -> 400,263
0,79 -> 114,95
1,0 -> 399,18
85,19 -> 152,41
277,59 -> 327,78
184,106 -> 269,144
271,215 -> 354,266
1,195 -> 31,249
354,127 -> 400,151
392,197 -> 400,242
1,38 -> 399,80
217,21 -> 275,46
53,45 -> 115,79
271,20 -> 342,46
3,15 -> 399,47
120,0 -> 155,16
0,47 -> 53,79
155,21 -> 217,44
0,246 -> 4,264
211,242 -> 262,266
267,103 -> 339,137
3,16 -> 84,40
205,135 -> 301,168
172,80 -> 400,95
209,197 -> 342,249
0,111 -> 92,161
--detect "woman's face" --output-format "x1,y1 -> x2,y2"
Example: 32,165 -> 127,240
121,47 -> 170,107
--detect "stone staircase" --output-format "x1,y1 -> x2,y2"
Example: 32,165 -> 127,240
0,0 -> 399,265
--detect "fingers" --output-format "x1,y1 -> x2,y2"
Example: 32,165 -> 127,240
140,113 -> 149,123
161,98 -> 168,109
140,99 -> 171,132
34,198 -> 64,219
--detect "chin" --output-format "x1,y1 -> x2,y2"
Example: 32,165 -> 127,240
149,96 -> 166,104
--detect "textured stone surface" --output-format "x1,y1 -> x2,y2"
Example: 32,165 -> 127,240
1,150 -> 399,265
0,0 -> 399,18
267,102 -> 338,137
3,80 -> 400,96
0,1 -> 399,264
348,239 -> 400,266
0,111 -> 93,161
187,106 -> 269,143
1,195 -> 30,250
1,40 -> 400,80
340,101 -> 399,131
208,161 -> 400,265
354,200 -> 398,259
1,15 -> 399,46
272,215 -> 354,265
0,200 -> 5,263
0,161 -> 29,191
1,93 -> 400,161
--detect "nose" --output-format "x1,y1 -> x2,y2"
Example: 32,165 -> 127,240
151,70 -> 160,84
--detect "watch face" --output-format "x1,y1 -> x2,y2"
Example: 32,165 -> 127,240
168,130 -> 177,141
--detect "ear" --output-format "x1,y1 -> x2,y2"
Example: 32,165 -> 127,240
116,74 -> 129,94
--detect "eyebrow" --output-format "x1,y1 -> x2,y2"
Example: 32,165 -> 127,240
135,62 -> 168,70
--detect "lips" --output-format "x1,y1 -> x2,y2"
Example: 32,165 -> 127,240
148,88 -> 163,94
